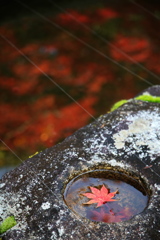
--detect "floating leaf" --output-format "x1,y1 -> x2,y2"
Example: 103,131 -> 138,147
82,185 -> 118,207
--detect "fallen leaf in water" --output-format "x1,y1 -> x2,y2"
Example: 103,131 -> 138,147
82,185 -> 118,207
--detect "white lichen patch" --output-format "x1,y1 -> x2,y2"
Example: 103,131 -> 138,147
51,230 -> 59,239
141,91 -> 151,96
89,155 -> 105,164
113,111 -> 160,161
0,183 -> 5,188
83,128 -> 111,157
58,226 -> 64,237
107,159 -> 130,168
0,191 -> 29,231
41,201 -> 51,210
114,117 -> 151,149
154,183 -> 160,191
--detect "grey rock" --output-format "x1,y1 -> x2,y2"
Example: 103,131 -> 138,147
0,86 -> 160,240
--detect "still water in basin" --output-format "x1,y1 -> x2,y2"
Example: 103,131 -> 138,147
64,170 -> 149,223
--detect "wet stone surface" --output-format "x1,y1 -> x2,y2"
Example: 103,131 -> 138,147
0,86 -> 160,239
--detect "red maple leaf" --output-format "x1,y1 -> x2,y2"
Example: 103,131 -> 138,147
82,185 -> 118,207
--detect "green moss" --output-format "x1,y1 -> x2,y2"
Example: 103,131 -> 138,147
29,151 -> 39,158
110,94 -> 160,112
110,99 -> 128,112
0,216 -> 17,234
135,95 -> 160,103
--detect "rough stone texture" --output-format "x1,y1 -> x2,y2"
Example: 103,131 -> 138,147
0,86 -> 160,240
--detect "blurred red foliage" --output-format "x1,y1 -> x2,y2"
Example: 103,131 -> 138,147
110,35 -> 151,63
0,3 -> 159,164
96,8 -> 119,21
146,54 -> 160,74
55,10 -> 91,27
55,8 -> 119,28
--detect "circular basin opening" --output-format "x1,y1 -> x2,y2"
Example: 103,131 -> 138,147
63,169 -> 149,223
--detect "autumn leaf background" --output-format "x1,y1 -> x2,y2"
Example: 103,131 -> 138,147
0,0 -> 160,171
